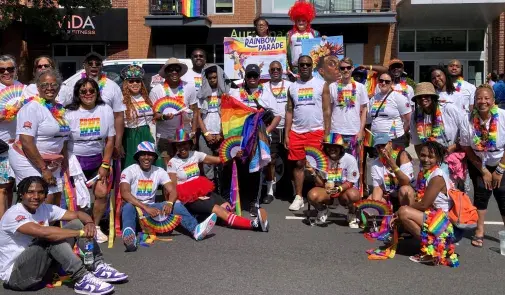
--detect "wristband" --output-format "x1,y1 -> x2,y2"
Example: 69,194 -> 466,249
204,132 -> 210,137
102,159 -> 110,165
79,230 -> 85,237
496,166 -> 504,175
166,201 -> 174,206
393,167 -> 400,173
499,162 -> 505,169
337,186 -> 343,193
100,164 -> 110,169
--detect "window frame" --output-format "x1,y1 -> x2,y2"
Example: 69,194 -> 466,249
214,0 -> 234,15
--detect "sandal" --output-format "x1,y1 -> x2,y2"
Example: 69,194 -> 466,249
471,236 -> 484,248
409,254 -> 434,264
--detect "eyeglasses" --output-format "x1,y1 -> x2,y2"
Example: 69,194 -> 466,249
192,54 -> 205,58
378,79 -> 392,84
270,67 -> 282,72
128,79 -> 142,84
0,67 -> 15,74
79,88 -> 96,95
299,63 -> 312,68
39,82 -> 59,90
246,73 -> 259,79
166,66 -> 181,73
87,61 -> 102,67
37,64 -> 51,69
339,66 -> 352,71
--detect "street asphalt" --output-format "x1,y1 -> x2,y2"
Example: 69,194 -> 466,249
2,146 -> 505,295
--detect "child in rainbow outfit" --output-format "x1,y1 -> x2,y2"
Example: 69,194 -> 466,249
168,129 -> 269,232
286,0 -> 320,78
306,133 -> 361,228
119,141 -> 217,252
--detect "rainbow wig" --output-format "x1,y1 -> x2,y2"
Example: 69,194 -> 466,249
288,0 -> 316,31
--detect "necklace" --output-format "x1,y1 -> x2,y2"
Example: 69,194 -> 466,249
269,80 -> 285,98
415,165 -> 439,201
416,105 -> 444,142
163,81 -> 184,99
394,79 -> 408,97
455,76 -> 464,92
23,96 -> 69,132
336,78 -> 357,108
472,105 -> 498,151
240,84 -> 263,103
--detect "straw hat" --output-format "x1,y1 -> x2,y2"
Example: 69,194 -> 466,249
323,133 -> 345,147
412,82 -> 439,102
388,58 -> 404,68
158,58 -> 188,78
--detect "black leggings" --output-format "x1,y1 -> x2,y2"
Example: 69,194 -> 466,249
184,193 -> 227,215
468,162 -> 505,216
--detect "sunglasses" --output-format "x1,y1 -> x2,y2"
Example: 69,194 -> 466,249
192,54 -> 205,58
39,82 -> 59,90
270,67 -> 282,72
79,88 -> 96,95
378,79 -> 392,84
299,63 -> 312,68
246,73 -> 259,79
166,66 -> 181,73
339,66 -> 352,71
128,79 -> 142,84
37,64 -> 51,69
87,61 -> 102,67
0,67 -> 15,74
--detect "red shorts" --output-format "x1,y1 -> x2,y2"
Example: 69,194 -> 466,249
288,130 -> 324,161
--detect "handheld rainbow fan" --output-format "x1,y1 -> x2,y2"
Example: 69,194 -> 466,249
136,207 -> 182,233
0,85 -> 24,118
355,200 -> 392,217
304,146 -> 328,171
219,136 -> 242,163
153,97 -> 187,114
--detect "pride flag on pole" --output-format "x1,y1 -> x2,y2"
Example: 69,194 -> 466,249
220,94 -> 258,139
182,0 -> 200,17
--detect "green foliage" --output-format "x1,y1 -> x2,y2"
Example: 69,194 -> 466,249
406,77 -> 416,89
0,0 -> 111,34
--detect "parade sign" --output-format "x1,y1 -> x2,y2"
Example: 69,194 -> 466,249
302,36 -> 344,79
224,37 -> 287,80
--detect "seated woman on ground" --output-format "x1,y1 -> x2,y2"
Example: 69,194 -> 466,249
167,129 -> 269,232
393,141 -> 458,266
120,141 -> 217,252
306,133 -> 360,228
369,133 -> 414,205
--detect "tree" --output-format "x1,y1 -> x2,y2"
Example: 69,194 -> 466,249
0,0 -> 112,35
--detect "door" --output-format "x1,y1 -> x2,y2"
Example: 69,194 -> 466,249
55,57 -> 84,81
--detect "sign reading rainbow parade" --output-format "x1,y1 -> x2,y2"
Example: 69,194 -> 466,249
224,37 -> 287,80
302,36 -> 344,79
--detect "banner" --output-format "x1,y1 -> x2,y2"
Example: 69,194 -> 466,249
302,36 -> 344,79
224,37 -> 287,80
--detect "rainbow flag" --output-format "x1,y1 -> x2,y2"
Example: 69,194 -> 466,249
182,0 -> 200,17
231,161 -> 241,216
221,94 -> 258,139
363,129 -> 374,148
62,171 -> 77,212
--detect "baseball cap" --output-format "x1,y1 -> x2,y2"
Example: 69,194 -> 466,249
373,133 -> 391,147
245,64 -> 261,75
84,52 -> 104,62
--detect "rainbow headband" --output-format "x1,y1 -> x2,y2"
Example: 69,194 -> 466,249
153,97 -> 187,114
219,136 -> 242,163
305,146 -> 328,171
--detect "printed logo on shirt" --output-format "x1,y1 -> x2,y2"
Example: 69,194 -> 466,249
137,179 -> 153,197
295,33 -> 311,42
271,87 -> 288,102
15,215 -> 27,222
38,221 -> 45,226
23,121 -> 32,129
208,96 -> 219,112
298,88 -> 314,102
406,102 -> 410,108
194,77 -> 202,89
371,99 -> 387,115
183,163 -> 200,179
136,99 -> 152,114
327,168 -> 344,183
79,118 -> 101,137
120,173 -> 126,180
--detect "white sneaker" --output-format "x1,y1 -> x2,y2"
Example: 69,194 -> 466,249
347,213 -> 359,229
193,213 -> 217,241
95,227 -> 108,244
288,195 -> 304,211
316,208 -> 329,225
74,273 -> 114,295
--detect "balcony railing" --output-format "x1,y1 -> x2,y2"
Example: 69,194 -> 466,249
311,0 -> 392,13
150,0 -> 207,16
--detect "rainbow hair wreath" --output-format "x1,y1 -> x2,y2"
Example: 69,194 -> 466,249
288,0 -> 316,28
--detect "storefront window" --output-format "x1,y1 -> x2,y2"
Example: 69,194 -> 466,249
416,30 -> 466,52
273,0 -> 295,12
468,61 -> 484,86
468,30 -> 485,52
403,61 -> 415,80
215,0 -> 233,13
68,45 -> 92,56
399,31 -> 415,52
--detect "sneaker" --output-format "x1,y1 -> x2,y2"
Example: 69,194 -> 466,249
347,213 -> 359,229
74,273 -> 114,295
253,208 -> 269,232
193,213 -> 217,241
288,195 -> 304,211
316,208 -> 329,226
122,227 -> 137,252
92,263 -> 128,283
95,227 -> 108,244
249,203 -> 257,217
262,194 -> 274,204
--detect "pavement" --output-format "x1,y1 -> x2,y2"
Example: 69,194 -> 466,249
3,146 -> 505,295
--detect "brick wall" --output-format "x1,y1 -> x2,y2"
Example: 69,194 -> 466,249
364,23 -> 395,66
492,12 -> 505,74
127,0 -> 153,58
112,0 -> 127,8
208,0 -> 257,25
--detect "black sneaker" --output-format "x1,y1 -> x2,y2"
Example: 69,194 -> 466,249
249,206 -> 257,217
262,194 -> 274,204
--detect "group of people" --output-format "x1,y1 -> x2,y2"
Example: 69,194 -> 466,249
0,0 -> 503,293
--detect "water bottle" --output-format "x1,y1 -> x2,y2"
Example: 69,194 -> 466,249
83,239 -> 94,268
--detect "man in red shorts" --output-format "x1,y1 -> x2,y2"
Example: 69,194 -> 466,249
285,55 -> 325,211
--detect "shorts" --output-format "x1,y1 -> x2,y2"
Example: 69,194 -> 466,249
287,130 -> 324,161
184,193 -> 227,215
76,154 -> 102,180
157,138 -> 175,158
270,128 -> 285,155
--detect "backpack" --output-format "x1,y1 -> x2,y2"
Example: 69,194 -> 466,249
447,188 -> 478,230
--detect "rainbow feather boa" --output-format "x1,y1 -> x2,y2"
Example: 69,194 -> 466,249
420,209 -> 459,267
472,105 -> 498,151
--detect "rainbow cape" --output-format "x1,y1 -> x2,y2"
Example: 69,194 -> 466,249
221,93 -> 258,139
182,0 -> 200,17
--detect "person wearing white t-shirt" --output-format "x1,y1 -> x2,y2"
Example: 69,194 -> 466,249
120,141 -> 216,252
430,65 -> 472,114
0,176 -> 127,293
306,134 -> 361,227
448,59 -> 476,113
286,55 -> 325,212
20,56 -> 55,99
182,48 -> 206,95
9,70 -> 70,206
65,78 -> 115,244
168,129 -> 269,232
369,133 -> 415,205
59,52 -> 126,160
460,86 -> 505,248
149,58 -> 199,165
324,57 -> 368,158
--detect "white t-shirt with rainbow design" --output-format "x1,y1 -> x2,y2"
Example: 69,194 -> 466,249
167,151 -> 206,184
182,69 -> 202,94
120,164 -> 171,204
